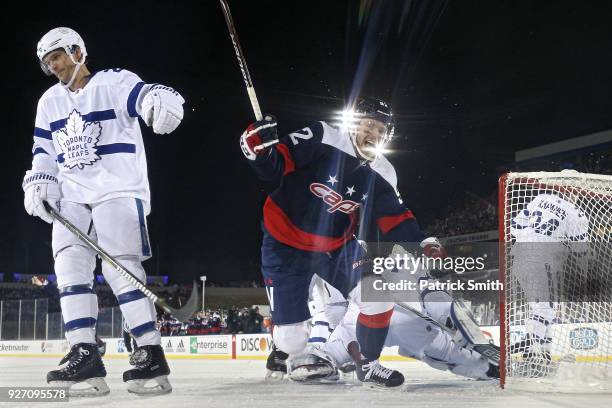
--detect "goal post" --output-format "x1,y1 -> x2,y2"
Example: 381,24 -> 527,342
499,170 -> 612,392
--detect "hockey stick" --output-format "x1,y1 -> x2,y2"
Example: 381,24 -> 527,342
43,201 -> 199,322
219,0 -> 278,152
219,0 -> 262,120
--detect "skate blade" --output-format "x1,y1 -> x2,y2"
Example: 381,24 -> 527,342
265,370 -> 285,381
126,375 -> 172,396
289,366 -> 337,383
49,377 -> 110,397
359,381 -> 404,391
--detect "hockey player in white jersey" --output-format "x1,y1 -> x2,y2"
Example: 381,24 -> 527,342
23,27 -> 184,396
286,276 -> 499,384
509,192 -> 589,374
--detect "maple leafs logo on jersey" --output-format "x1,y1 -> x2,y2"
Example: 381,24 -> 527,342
55,110 -> 102,169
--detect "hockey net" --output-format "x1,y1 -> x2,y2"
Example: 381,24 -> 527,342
499,170 -> 612,392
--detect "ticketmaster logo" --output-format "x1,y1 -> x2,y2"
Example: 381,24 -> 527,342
0,344 -> 29,352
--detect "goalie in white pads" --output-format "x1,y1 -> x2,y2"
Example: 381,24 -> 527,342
509,192 -> 589,376
23,27 -> 184,396
285,278 -> 499,384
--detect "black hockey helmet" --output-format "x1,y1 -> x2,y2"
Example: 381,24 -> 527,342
353,98 -> 395,138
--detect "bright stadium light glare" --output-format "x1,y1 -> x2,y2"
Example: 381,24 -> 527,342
336,108 -> 356,130
374,143 -> 391,157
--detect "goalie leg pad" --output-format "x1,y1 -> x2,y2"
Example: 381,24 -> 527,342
421,289 -> 453,329
422,331 -> 494,380
450,301 -> 490,345
450,300 -> 500,365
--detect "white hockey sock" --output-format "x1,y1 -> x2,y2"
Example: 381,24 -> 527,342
105,257 -> 160,347
309,317 -> 332,344
60,288 -> 98,346
135,330 -> 161,347
65,327 -> 97,346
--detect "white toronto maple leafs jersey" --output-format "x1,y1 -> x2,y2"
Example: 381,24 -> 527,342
510,193 -> 589,243
30,69 -> 154,213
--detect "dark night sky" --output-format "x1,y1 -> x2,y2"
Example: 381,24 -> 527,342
2,1 -> 612,283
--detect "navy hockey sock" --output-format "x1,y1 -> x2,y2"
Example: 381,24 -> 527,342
356,310 -> 393,360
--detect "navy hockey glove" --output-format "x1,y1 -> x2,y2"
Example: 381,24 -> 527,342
240,114 -> 279,160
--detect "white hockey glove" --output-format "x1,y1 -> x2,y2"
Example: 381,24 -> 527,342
141,85 -> 185,134
22,170 -> 60,224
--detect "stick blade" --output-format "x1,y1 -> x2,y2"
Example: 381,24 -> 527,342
164,281 -> 199,322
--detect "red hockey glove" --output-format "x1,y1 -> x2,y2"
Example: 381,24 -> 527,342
239,114 -> 279,160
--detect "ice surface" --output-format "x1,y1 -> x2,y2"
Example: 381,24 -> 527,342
0,357 -> 610,408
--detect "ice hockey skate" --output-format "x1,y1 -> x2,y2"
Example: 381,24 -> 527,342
47,343 -> 110,397
123,345 -> 172,395
287,346 -> 338,383
510,334 -> 557,378
265,344 -> 288,381
486,362 -> 500,379
355,359 -> 404,389
96,336 -> 107,358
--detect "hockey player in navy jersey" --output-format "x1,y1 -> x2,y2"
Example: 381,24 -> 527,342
241,98 -> 441,388
23,27 -> 183,396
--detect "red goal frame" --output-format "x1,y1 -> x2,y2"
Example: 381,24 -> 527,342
498,173 -> 508,388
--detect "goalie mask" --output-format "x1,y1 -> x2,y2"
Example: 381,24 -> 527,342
36,27 -> 87,88
348,98 -> 395,161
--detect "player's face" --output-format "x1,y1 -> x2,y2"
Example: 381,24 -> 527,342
354,118 -> 389,160
42,49 -> 76,82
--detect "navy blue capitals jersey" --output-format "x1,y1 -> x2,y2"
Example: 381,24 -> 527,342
248,121 -> 423,252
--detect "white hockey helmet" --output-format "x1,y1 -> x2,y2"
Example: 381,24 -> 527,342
36,27 -> 87,76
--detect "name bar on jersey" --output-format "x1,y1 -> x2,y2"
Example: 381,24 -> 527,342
49,109 -> 117,132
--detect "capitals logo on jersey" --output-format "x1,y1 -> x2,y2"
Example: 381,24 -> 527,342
310,182 -> 360,214
55,109 -> 102,170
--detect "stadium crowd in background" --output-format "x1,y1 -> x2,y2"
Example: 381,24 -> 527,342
156,306 -> 264,336
425,192 -> 497,237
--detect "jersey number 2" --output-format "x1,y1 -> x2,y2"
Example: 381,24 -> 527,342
289,128 -> 313,145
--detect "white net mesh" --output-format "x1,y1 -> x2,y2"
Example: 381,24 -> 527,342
500,170 -> 612,392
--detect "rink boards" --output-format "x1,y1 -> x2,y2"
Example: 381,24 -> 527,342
1,324 -> 611,362
0,333 -> 415,360
0,327 -> 498,361
507,321 -> 612,363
